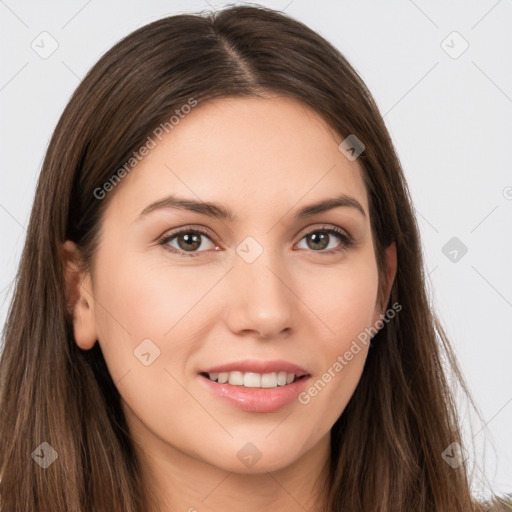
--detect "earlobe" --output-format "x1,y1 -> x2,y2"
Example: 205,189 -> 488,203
61,240 -> 98,350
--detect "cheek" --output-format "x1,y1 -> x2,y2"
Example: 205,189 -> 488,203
93,246 -> 207,340
90,257 -> 202,431
300,254 -> 380,341
91,249 -> 225,385
295,256 -> 378,422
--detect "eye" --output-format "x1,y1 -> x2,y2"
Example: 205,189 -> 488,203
158,227 -> 218,257
296,225 -> 354,254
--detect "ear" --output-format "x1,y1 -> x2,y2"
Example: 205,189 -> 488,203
61,240 -> 98,350
373,242 -> 397,321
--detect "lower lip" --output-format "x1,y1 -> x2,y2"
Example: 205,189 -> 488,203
198,374 -> 311,413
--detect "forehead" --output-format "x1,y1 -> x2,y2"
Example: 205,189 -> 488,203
105,95 -> 369,224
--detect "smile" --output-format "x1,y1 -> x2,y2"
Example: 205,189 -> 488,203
197,360 -> 311,413
202,371 -> 302,388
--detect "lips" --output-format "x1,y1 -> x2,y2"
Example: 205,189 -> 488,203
197,359 -> 311,413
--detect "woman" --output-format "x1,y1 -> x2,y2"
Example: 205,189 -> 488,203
0,5 -> 509,511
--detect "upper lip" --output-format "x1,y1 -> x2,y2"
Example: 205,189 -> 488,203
200,359 -> 309,377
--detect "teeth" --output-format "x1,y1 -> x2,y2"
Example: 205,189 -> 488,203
206,370 -> 299,388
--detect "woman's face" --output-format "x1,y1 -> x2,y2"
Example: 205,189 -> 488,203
68,96 -> 395,476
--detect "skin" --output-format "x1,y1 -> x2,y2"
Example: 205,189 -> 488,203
63,95 -> 397,512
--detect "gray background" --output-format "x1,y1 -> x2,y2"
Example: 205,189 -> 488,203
0,0 -> 511,498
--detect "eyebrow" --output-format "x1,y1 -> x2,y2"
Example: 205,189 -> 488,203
136,193 -> 366,223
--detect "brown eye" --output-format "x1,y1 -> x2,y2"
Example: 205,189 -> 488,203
296,227 -> 354,253
305,231 -> 330,250
176,232 -> 203,251
160,228 -> 216,256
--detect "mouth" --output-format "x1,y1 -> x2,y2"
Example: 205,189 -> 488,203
197,360 -> 311,413
199,371 -> 308,388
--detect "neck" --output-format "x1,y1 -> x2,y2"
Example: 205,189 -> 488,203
134,431 -> 331,512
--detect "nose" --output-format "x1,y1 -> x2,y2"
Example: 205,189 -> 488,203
223,248 -> 296,339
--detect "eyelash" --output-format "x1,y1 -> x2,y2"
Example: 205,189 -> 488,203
157,225 -> 355,258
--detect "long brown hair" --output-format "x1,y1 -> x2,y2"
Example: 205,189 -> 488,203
0,5 -> 509,511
